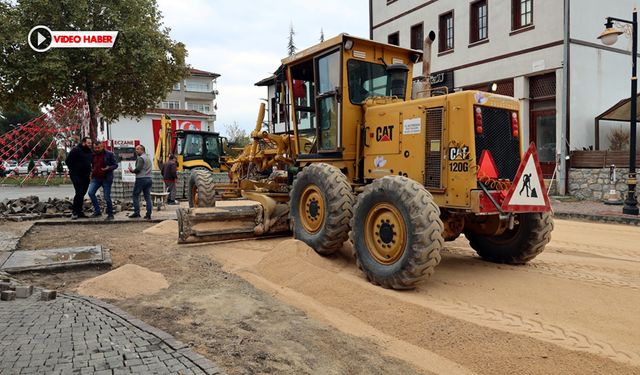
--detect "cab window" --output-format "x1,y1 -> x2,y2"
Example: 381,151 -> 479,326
347,60 -> 388,104
315,50 -> 341,151
290,60 -> 316,154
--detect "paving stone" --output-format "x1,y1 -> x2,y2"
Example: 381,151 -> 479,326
15,286 -> 33,298
40,290 -> 57,301
0,291 -> 15,301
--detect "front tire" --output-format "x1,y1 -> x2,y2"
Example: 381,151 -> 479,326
465,212 -> 554,264
350,176 -> 444,289
188,169 -> 216,208
289,163 -> 354,255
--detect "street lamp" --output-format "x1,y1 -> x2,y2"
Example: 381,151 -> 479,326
598,9 -> 639,215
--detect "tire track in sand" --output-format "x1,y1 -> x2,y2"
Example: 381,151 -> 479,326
443,247 -> 640,291
409,296 -> 640,366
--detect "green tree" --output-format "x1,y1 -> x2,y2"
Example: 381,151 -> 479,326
0,0 -> 190,141
287,22 -> 296,56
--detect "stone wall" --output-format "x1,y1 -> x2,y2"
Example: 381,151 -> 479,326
111,170 -> 230,201
568,168 -> 629,201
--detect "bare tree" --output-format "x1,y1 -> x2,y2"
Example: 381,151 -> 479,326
224,121 -> 250,147
608,126 -> 630,151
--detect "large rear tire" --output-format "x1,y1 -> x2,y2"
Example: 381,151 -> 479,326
465,212 -> 553,264
188,169 -> 216,208
350,176 -> 444,289
289,163 -> 354,255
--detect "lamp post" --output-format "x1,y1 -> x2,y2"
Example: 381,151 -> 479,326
599,8 -> 639,215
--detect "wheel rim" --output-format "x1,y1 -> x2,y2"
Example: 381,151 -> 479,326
192,185 -> 199,207
364,203 -> 407,265
298,184 -> 325,233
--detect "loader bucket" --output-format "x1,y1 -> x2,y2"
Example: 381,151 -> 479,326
177,197 -> 290,244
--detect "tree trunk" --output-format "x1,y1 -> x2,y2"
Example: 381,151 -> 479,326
85,76 -> 98,141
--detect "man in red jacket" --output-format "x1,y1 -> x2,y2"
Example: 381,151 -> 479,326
87,142 -> 118,220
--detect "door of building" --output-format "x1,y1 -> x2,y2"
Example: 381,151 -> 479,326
529,73 -> 557,178
530,108 -> 556,178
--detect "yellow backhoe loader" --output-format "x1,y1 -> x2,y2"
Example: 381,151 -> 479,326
177,33 -> 554,289
154,114 -> 228,173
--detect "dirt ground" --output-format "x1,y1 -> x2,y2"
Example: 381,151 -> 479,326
13,218 -> 640,375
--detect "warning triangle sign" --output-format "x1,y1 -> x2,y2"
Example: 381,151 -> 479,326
477,150 -> 499,179
501,143 -> 551,212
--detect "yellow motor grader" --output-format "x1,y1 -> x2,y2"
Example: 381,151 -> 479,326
178,33 -> 553,289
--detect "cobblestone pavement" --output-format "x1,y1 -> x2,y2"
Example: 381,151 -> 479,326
0,291 -> 224,375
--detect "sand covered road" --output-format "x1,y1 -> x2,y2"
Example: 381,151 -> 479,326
202,218 -> 640,374
14,218 -> 640,374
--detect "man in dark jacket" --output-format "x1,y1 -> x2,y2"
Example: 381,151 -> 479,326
161,154 -> 178,204
66,137 -> 93,219
88,142 -> 118,220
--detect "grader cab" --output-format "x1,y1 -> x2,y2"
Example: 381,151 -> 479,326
178,33 -> 553,289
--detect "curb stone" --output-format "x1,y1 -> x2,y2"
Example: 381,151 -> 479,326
553,211 -> 640,226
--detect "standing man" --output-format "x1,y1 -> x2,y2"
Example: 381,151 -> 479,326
87,142 -> 118,220
162,154 -> 178,205
66,137 -> 93,220
128,144 -> 153,219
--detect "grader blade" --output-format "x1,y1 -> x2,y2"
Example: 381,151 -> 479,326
177,197 -> 290,244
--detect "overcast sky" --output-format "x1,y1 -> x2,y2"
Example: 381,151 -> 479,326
156,0 -> 369,136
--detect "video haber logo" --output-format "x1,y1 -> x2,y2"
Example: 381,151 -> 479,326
28,25 -> 118,52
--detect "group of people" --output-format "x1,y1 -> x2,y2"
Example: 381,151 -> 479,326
66,137 -> 178,220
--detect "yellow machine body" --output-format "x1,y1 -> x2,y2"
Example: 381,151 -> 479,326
283,34 -> 529,214
154,114 -> 227,173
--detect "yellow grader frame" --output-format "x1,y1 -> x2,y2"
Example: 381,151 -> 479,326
178,33 -> 554,289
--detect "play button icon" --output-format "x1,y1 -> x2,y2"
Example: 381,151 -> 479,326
28,25 -> 53,52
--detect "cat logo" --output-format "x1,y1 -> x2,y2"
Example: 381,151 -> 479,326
376,125 -> 394,142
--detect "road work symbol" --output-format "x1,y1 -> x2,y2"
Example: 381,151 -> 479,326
501,143 -> 550,212
518,173 -> 538,198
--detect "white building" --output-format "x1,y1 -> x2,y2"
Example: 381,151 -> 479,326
255,68 -> 288,134
159,68 -> 220,122
370,0 -> 640,193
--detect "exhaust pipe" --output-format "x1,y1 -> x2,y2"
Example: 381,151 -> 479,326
416,30 -> 436,99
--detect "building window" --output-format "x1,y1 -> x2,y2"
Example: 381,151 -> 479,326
172,82 -> 180,91
470,0 -> 488,43
513,0 -> 533,30
439,11 -> 454,52
410,23 -> 424,50
160,101 -> 180,109
187,103 -> 211,113
185,80 -> 211,92
388,32 -> 399,46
